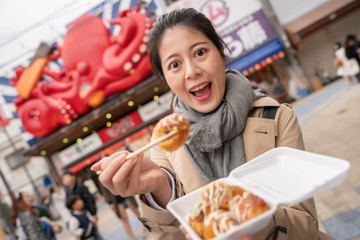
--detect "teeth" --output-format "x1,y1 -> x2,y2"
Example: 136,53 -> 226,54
190,82 -> 209,92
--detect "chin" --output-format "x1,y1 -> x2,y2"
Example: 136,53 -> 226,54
194,102 -> 219,114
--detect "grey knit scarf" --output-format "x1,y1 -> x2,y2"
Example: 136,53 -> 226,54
173,69 -> 265,184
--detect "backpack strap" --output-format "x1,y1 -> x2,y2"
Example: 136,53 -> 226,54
262,106 -> 278,120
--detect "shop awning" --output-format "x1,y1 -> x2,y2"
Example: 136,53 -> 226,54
229,38 -> 284,73
284,0 -> 360,49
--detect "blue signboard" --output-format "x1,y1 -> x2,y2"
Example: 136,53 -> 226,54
229,38 -> 284,72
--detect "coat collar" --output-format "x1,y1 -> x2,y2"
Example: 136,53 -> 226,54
252,96 -> 280,108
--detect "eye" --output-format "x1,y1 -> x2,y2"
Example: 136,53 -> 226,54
195,48 -> 206,57
169,61 -> 180,69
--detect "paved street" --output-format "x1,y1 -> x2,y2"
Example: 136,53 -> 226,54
292,78 -> 360,240
56,78 -> 359,240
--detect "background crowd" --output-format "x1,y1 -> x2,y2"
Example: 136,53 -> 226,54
10,170 -> 145,240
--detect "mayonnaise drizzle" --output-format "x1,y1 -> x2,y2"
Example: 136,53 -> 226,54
204,210 -> 237,235
160,114 -> 183,132
230,192 -> 253,222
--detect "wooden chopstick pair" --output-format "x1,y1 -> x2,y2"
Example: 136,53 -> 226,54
96,129 -> 178,175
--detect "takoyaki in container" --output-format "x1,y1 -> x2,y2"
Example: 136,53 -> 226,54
167,147 -> 350,240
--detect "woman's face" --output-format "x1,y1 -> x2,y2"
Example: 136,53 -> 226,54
21,192 -> 33,207
159,26 -> 226,113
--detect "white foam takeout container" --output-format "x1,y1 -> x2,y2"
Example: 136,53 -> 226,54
167,147 -> 350,240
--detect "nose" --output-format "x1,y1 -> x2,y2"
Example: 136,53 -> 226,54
184,60 -> 201,80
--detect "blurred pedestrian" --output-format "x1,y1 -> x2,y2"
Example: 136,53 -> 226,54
344,34 -> 360,81
83,175 -> 105,202
50,186 -> 72,226
66,195 -> 99,240
333,41 -> 360,84
22,191 -> 61,239
345,34 -> 360,63
102,184 -> 141,240
43,187 -> 61,220
111,196 -> 141,240
11,192 -> 49,240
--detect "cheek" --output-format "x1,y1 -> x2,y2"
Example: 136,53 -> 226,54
172,84 -> 187,100
165,76 -> 182,94
214,69 -> 226,90
220,77 -> 226,95
169,82 -> 180,94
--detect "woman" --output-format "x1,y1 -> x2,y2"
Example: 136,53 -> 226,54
110,195 -> 141,240
333,41 -> 360,84
345,34 -> 360,64
91,8 -> 333,240
11,192 -> 49,240
344,34 -> 360,82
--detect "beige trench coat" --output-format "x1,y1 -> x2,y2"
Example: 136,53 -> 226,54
138,97 -> 334,240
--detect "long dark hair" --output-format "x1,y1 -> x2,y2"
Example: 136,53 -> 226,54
10,192 -> 38,228
345,34 -> 357,47
148,8 -> 229,82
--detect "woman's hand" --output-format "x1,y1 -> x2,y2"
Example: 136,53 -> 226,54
91,151 -> 172,207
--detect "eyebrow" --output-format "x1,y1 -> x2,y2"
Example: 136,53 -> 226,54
163,41 -> 209,65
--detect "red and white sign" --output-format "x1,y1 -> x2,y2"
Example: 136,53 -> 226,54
138,91 -> 173,122
97,111 -> 143,143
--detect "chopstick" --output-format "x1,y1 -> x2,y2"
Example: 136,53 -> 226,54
125,128 -> 178,160
96,129 -> 179,175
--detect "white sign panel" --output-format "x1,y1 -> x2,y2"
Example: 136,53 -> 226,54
58,133 -> 103,166
138,91 -> 173,122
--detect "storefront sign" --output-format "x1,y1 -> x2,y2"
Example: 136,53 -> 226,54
138,91 -> 173,122
165,0 -> 277,60
229,38 -> 284,71
97,111 -> 143,143
58,133 -> 103,166
219,9 -> 277,59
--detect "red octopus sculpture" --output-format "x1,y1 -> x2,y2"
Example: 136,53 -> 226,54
11,7 -> 154,137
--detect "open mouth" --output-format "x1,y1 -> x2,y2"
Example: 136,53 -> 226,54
190,82 -> 212,97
